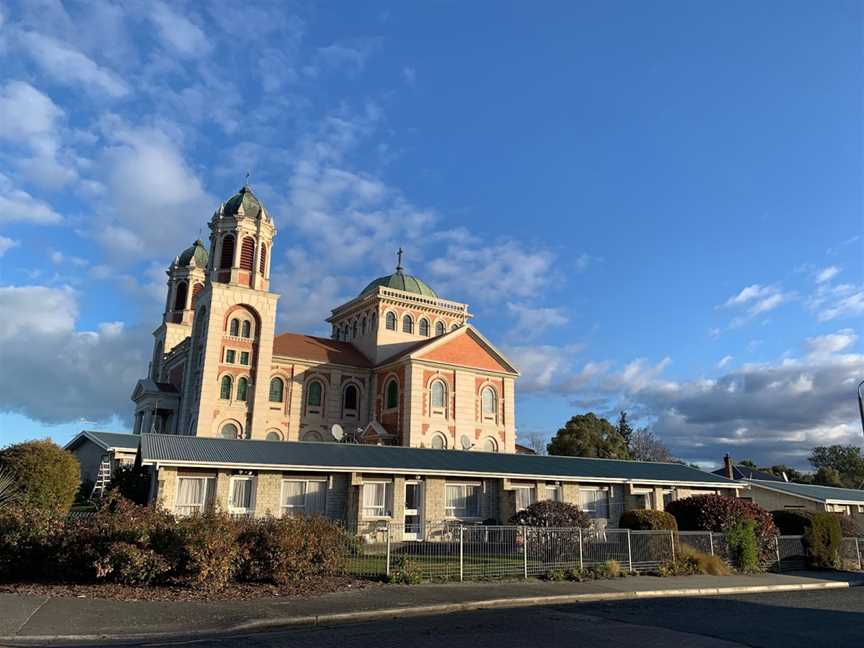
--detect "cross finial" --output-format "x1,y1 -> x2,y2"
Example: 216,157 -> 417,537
396,247 -> 404,272
244,170 -> 251,188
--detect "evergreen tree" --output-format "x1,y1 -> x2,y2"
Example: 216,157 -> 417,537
547,413 -> 630,459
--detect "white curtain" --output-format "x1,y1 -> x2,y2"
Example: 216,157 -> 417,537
177,478 -> 203,506
445,484 -> 463,516
230,479 -> 252,509
306,481 -> 327,515
282,481 -> 306,514
363,482 -> 386,517
515,487 -> 534,512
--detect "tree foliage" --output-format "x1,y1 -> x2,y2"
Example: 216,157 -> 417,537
0,440 -> 80,512
809,445 -> 864,489
509,500 -> 591,528
616,411 -> 633,447
618,509 -> 677,531
628,427 -> 673,462
547,413 -> 630,459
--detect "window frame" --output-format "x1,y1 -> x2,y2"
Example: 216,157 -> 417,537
514,485 -> 535,512
219,375 -> 232,400
435,321 -> 445,336
343,383 -> 359,418
579,487 -> 610,519
546,485 -> 561,502
229,318 -> 240,336
445,482 -> 482,520
481,386 -> 497,421
280,478 -> 328,518
269,377 -> 284,403
430,379 -> 446,416
228,476 -> 256,515
239,351 -> 250,366
306,380 -> 324,415
225,349 -> 236,364
385,379 -> 399,410
241,320 -> 251,338
220,422 -> 239,439
418,318 -> 430,337
402,314 -> 414,334
430,433 -> 447,449
175,476 -> 216,516
236,377 -> 248,402
385,311 -> 396,330
361,480 -> 392,519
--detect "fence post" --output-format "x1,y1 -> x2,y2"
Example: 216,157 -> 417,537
459,525 -> 464,582
385,522 -> 391,577
578,527 -> 584,571
626,529 -> 633,573
856,538 -> 862,571
708,532 -> 714,556
774,536 -> 782,573
670,530 -> 675,562
523,526 -> 528,579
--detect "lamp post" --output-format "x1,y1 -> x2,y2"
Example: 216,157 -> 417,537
858,379 -> 864,437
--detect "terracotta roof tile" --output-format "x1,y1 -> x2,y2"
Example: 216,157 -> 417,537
272,332 -> 372,367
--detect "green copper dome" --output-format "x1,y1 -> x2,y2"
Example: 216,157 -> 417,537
223,185 -> 266,220
177,240 -> 209,268
361,271 -> 438,298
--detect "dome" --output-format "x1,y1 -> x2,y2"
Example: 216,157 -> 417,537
361,254 -> 438,298
176,240 -> 208,268
223,185 -> 267,220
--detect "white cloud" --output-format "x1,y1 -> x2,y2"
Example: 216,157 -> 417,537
815,265 -> 840,284
721,283 -> 795,324
0,80 -> 63,141
0,236 -> 18,257
18,31 -> 130,98
506,302 -> 568,338
0,173 -> 63,224
717,355 -> 733,369
806,329 -> 857,358
0,285 -> 77,340
148,2 -> 211,58
308,42 -> 372,77
807,277 -> 864,322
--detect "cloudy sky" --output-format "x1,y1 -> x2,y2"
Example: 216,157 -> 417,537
0,1 -> 861,469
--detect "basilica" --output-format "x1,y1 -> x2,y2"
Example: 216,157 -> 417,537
131,185 -> 520,454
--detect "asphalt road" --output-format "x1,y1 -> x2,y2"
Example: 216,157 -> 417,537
44,588 -> 864,648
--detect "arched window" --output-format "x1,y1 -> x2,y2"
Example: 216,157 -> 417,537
481,386 -> 496,419
241,320 -> 251,338
221,422 -> 239,439
385,312 -> 396,330
269,377 -> 284,402
419,318 -> 429,337
451,323 -> 459,331
435,321 -> 445,336
173,282 -> 188,310
352,321 -> 358,339
402,314 -> 413,334
361,317 -> 367,335
307,381 -> 323,414
220,375 -> 232,400
343,384 -> 359,416
240,236 -> 255,271
219,235 -> 235,270
301,430 -> 323,442
259,243 -> 267,273
191,283 -> 203,308
265,429 -> 282,441
237,377 -> 248,401
230,318 -> 240,336
386,379 -> 399,409
430,433 -> 447,449
482,437 -> 498,452
371,312 -> 377,330
430,380 -> 446,415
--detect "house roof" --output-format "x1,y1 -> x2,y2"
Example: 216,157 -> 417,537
711,464 -> 783,482
272,332 -> 372,367
139,434 -> 743,487
65,430 -> 140,453
748,479 -> 864,505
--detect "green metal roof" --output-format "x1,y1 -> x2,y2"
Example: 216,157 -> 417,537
140,434 -> 740,486
177,240 -> 208,268
66,431 -> 140,452
361,270 -> 438,299
748,479 -> 864,504
223,186 -> 265,220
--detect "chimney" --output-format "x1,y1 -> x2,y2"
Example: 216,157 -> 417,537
723,454 -> 734,480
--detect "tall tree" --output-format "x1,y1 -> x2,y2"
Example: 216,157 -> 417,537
616,411 -> 634,447
547,413 -> 630,459
0,439 -> 80,511
628,427 -> 673,462
523,430 -> 548,456
809,445 -> 864,489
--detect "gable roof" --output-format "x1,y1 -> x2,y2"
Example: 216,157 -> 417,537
748,479 -> 864,505
711,464 -> 783,482
65,431 -> 140,453
272,332 -> 372,368
383,325 -> 518,374
139,434 -> 742,487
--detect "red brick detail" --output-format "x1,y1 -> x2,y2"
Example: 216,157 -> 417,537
375,366 -> 405,440
419,333 -> 511,373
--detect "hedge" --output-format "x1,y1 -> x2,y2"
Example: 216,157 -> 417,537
0,494 -> 351,590
618,509 -> 677,531
803,513 -> 842,569
771,510 -> 861,538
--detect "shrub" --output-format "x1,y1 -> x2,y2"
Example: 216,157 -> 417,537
93,542 -> 172,585
0,505 -> 66,581
0,440 -> 80,512
107,465 -> 151,505
544,568 -> 567,582
678,544 -> 730,576
803,513 -> 842,569
238,516 -> 349,585
388,555 -> 422,584
725,520 -> 759,572
619,509 -> 678,531
834,514 -> 861,538
509,500 -> 591,528
771,510 -> 812,535
666,495 -> 778,563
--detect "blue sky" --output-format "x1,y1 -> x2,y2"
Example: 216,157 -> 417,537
0,1 -> 862,469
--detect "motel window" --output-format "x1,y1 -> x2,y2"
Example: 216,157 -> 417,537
362,481 -> 392,518
445,484 -> 481,519
175,477 -> 215,516
228,477 -> 255,515
514,486 -> 535,512
546,485 -> 561,502
281,480 -> 327,517
579,488 -> 609,519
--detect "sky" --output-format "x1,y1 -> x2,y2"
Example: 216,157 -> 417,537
0,1 -> 862,470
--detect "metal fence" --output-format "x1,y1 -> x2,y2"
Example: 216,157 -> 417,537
346,522 -> 864,582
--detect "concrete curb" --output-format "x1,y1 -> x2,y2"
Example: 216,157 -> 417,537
0,580 -> 852,645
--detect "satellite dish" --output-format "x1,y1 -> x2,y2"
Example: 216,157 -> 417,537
460,435 -> 472,450
331,424 -> 345,442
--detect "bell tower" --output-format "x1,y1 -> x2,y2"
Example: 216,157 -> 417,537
177,185 -> 280,439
